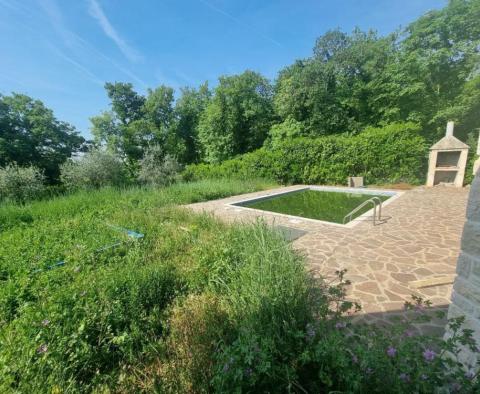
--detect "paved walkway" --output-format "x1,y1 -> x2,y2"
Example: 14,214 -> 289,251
186,185 -> 469,334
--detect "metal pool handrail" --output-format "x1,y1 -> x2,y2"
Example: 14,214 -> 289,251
343,197 -> 383,225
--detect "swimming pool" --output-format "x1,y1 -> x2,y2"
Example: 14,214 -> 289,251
231,186 -> 398,226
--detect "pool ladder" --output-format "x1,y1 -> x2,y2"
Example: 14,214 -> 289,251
343,197 -> 383,225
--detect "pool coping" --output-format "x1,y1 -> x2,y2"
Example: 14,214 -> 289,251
226,185 -> 404,228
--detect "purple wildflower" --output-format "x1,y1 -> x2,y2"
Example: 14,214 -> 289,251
465,370 -> 475,380
399,373 -> 409,382
423,349 -> 436,362
36,344 -> 48,354
222,356 -> 234,373
306,324 -> 316,341
41,319 -> 50,327
451,382 -> 461,392
404,329 -> 414,337
387,346 -> 397,357
335,322 -> 347,329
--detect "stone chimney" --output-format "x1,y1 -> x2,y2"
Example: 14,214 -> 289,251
446,121 -> 455,137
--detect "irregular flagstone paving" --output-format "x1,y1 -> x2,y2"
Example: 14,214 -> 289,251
186,185 -> 469,335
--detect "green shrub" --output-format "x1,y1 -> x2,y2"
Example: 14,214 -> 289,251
137,145 -> 182,186
0,163 -> 46,203
266,116 -> 308,147
60,150 -> 127,190
184,122 -> 428,185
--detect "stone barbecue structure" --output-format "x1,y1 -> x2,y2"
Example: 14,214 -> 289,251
426,121 -> 469,188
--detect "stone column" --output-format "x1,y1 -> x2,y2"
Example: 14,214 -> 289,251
474,131 -> 480,176
426,150 -> 438,187
445,168 -> 480,368
446,121 -> 455,137
455,149 -> 469,187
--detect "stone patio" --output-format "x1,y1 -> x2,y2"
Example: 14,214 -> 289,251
186,185 -> 469,334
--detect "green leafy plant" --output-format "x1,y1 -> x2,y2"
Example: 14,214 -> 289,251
137,145 -> 182,186
0,163 -> 46,203
60,149 -> 127,190
184,122 -> 427,185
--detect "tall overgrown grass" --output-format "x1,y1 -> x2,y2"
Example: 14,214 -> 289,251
0,179 -> 275,391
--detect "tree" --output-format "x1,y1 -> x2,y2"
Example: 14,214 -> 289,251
91,83 -> 181,167
313,29 -> 349,61
104,82 -> 145,125
198,71 -> 274,163
274,59 -> 355,135
174,83 -> 211,163
143,85 -> 175,130
368,0 -> 480,141
0,93 -> 84,182
275,29 -> 396,136
90,111 -> 122,153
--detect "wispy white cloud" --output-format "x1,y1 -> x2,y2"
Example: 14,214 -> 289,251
74,32 -> 148,88
87,0 -> 142,63
0,0 -> 21,12
45,41 -> 104,86
37,0 -> 147,88
198,0 -> 282,48
38,0 -> 77,47
174,70 -> 196,86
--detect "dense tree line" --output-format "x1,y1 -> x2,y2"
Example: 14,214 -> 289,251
91,0 -> 480,164
1,0 -> 479,179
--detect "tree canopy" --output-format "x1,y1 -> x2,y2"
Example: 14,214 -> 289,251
91,82 -> 180,169
0,93 -> 84,181
197,70 -> 274,163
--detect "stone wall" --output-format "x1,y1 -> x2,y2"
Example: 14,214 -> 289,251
445,169 -> 480,368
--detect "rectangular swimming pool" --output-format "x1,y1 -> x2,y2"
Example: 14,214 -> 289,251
232,187 -> 396,225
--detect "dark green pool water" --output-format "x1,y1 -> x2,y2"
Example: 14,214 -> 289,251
237,189 -> 390,224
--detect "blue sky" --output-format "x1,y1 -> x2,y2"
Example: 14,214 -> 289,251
0,0 -> 446,138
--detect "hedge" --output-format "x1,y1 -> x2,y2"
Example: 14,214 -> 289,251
183,122 -> 428,185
